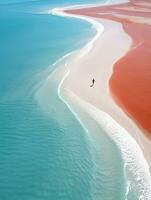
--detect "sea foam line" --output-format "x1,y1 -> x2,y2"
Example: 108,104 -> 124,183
48,7 -> 104,58
58,66 -> 89,134
46,2 -> 151,199
47,4 -> 105,135
65,90 -> 151,199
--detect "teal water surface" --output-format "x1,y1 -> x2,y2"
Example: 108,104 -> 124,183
0,0 -> 132,199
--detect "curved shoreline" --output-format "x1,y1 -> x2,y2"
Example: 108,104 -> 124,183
68,0 -> 151,138
45,3 -> 151,198
34,1 -> 151,198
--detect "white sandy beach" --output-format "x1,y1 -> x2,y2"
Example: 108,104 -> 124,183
59,16 -> 151,170
53,4 -> 151,172
45,5 -> 151,196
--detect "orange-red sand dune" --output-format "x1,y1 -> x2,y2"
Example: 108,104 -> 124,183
66,0 -> 151,138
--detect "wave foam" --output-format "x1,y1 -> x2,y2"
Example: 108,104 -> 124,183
64,90 -> 151,199
47,2 -> 151,199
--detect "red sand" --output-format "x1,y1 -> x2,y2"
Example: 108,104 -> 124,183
66,0 -> 151,138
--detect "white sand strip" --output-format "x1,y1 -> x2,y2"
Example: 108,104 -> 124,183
45,4 -> 151,194
52,9 -> 151,173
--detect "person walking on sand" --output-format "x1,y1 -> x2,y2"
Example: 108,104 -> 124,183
90,78 -> 95,87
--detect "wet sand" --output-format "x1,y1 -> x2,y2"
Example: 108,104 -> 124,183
60,0 -> 151,170
66,0 -> 151,139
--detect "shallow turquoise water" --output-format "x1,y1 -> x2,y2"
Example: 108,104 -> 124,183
0,1 -> 107,199
0,0 -> 146,199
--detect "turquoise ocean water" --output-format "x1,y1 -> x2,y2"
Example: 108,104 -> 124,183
0,0 -> 150,199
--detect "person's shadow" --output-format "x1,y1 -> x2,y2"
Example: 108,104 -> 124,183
90,79 -> 95,87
